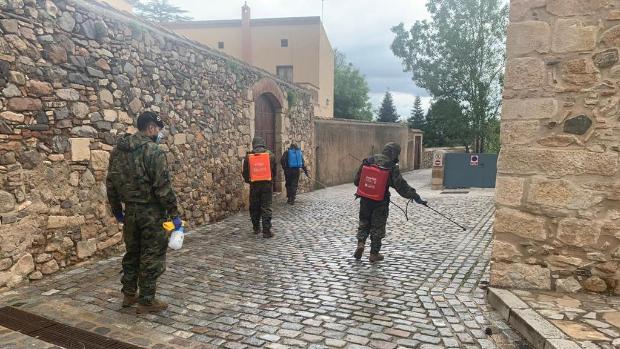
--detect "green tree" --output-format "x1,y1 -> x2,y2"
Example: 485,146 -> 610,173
134,0 -> 192,22
407,96 -> 425,129
391,0 -> 508,152
377,91 -> 400,123
333,50 -> 373,121
485,117 -> 501,153
423,98 -> 471,149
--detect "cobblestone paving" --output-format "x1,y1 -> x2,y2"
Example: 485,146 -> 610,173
513,290 -> 620,348
0,170 -> 526,348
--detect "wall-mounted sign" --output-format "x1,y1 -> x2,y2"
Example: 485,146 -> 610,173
433,153 -> 443,167
470,155 -> 479,167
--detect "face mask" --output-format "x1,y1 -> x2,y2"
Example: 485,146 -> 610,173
155,131 -> 164,144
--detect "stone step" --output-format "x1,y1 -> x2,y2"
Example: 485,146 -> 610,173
487,288 -> 581,349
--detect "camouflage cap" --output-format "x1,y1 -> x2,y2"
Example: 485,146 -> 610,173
252,136 -> 266,148
137,111 -> 164,130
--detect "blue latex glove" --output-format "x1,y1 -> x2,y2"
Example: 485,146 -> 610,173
413,195 -> 428,206
113,211 -> 125,223
172,216 -> 183,229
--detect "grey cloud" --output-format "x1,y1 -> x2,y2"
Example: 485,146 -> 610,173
341,45 -> 429,97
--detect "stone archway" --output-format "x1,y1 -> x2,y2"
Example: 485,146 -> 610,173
250,78 -> 288,192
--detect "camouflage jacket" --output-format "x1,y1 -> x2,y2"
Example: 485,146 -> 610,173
106,133 -> 179,216
354,153 -> 418,202
242,146 -> 277,184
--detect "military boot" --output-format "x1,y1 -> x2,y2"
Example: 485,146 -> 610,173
136,299 -> 168,314
353,241 -> 365,260
122,293 -> 138,307
253,226 -> 261,235
263,228 -> 273,238
369,253 -> 384,263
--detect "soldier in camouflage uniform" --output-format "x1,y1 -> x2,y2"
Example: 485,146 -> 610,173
242,136 -> 277,238
353,142 -> 427,262
106,111 -> 182,314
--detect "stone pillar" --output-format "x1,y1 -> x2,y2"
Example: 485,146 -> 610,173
492,0 -> 620,294
431,150 -> 444,190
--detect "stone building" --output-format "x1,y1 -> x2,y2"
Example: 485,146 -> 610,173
163,3 -> 335,118
492,0 -> 620,294
0,0 -> 314,288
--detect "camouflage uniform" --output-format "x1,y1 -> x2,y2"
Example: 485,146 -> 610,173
280,145 -> 307,204
106,133 -> 178,305
242,137 -> 277,233
354,143 -> 420,255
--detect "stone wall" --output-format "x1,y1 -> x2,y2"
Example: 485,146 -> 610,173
421,147 -> 466,169
492,0 -> 620,294
314,118 -> 421,187
0,0 -> 314,289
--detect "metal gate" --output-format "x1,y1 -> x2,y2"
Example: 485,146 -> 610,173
443,153 -> 498,188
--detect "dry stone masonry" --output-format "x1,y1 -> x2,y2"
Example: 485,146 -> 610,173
493,0 -> 620,294
0,0 -> 314,289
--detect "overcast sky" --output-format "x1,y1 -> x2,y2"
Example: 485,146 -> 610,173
170,0 -> 432,119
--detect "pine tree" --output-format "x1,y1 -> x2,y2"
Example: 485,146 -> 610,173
377,91 -> 399,123
134,0 -> 192,22
407,96 -> 425,129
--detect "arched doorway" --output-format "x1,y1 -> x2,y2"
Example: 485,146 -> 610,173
254,93 -> 280,191
251,78 -> 288,193
254,94 -> 276,152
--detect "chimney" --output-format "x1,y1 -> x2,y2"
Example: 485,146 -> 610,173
241,2 -> 252,64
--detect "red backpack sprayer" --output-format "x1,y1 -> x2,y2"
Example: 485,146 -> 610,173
349,153 -> 467,231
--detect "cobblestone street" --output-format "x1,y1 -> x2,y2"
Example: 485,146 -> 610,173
0,170 -> 524,348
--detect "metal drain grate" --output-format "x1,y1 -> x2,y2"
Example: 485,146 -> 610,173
0,306 -> 144,349
440,190 -> 470,194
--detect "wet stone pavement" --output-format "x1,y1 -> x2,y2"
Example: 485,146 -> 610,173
514,290 -> 620,348
0,170 -> 526,348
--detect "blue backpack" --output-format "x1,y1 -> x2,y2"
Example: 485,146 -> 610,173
287,148 -> 303,168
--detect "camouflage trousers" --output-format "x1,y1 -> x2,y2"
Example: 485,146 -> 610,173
284,169 -> 300,201
250,182 -> 273,230
357,199 -> 390,254
121,204 -> 168,305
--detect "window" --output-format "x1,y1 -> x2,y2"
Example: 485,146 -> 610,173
276,65 -> 293,82
218,41 -> 224,49
281,39 -> 288,47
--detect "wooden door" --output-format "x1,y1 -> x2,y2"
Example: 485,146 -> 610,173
414,136 -> 422,170
254,94 -> 278,190
407,141 -> 414,170
255,94 -> 275,151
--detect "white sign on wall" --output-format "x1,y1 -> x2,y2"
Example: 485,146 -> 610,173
433,153 -> 443,167
470,155 -> 479,167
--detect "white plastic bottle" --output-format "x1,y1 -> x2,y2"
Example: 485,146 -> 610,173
168,226 -> 184,250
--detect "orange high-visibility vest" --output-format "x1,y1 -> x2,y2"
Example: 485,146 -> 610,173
249,152 -> 272,182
